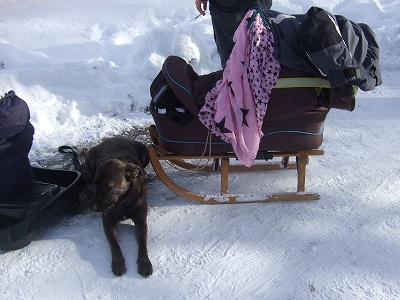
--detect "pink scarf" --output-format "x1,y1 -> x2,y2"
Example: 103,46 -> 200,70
198,10 -> 281,167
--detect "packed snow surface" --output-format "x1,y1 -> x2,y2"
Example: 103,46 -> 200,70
1,0 -> 399,299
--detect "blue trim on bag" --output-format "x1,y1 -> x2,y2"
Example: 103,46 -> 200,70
163,62 -> 195,101
155,126 -> 324,145
263,130 -> 323,136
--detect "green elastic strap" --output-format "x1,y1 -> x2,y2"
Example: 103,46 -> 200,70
274,77 -> 331,89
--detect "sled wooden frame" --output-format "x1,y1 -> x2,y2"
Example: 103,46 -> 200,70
148,125 -> 324,204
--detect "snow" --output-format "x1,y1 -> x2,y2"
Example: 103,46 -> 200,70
1,0 -> 400,299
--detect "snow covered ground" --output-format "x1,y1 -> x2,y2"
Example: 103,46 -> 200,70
1,0 -> 400,299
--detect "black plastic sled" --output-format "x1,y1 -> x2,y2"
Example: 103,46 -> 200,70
0,167 -> 85,251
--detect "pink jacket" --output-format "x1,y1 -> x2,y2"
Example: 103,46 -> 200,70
198,9 -> 281,167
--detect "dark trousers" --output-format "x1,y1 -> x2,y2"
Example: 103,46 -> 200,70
209,0 -> 272,68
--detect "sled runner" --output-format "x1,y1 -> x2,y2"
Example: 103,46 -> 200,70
149,125 -> 325,204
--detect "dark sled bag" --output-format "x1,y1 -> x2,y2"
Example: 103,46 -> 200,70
149,56 -> 336,156
0,91 -> 34,201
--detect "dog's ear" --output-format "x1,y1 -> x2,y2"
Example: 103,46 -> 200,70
83,148 -> 97,181
96,158 -> 106,167
139,144 -> 150,169
125,164 -> 141,180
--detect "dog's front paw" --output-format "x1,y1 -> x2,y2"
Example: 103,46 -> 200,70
137,256 -> 153,277
112,257 -> 127,277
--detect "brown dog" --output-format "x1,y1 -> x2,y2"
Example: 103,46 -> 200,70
81,136 -> 153,277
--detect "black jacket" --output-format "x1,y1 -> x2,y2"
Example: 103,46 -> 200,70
0,91 -> 34,201
267,7 -> 382,91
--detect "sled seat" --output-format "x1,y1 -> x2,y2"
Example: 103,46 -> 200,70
148,56 -> 356,204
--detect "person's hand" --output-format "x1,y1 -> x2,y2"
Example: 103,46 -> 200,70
195,0 -> 208,16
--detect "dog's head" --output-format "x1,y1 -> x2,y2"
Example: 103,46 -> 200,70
89,158 -> 144,213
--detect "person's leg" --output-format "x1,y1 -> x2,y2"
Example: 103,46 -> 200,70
209,0 -> 273,68
209,4 -> 243,68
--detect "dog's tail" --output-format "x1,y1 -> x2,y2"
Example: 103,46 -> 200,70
58,145 -> 81,168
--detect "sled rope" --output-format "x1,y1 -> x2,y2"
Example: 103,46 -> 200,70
156,130 -> 214,173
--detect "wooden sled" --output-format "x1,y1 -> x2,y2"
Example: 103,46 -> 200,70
148,125 -> 324,204
147,56 -> 356,204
